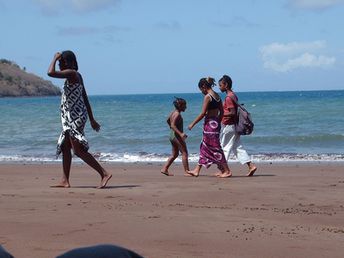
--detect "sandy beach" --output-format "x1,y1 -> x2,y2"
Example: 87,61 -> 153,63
0,162 -> 343,258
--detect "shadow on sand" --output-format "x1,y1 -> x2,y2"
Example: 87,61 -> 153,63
70,184 -> 141,189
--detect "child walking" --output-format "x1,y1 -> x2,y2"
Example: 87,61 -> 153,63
161,97 -> 190,176
48,51 -> 112,188
187,77 -> 232,178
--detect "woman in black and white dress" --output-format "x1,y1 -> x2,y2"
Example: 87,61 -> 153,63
48,50 -> 112,188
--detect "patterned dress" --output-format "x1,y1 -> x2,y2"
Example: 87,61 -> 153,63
198,116 -> 227,168
56,80 -> 89,157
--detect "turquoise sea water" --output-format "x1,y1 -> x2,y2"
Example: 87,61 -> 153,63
0,90 -> 343,163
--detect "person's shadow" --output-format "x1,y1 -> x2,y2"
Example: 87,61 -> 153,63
70,184 -> 141,189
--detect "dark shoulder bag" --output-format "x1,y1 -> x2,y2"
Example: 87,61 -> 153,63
228,95 -> 254,135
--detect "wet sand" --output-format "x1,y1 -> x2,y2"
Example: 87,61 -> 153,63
0,162 -> 343,258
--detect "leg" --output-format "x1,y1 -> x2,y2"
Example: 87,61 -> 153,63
223,125 -> 255,175
175,139 -> 190,176
161,141 -> 179,176
51,136 -> 72,188
180,151 -> 190,176
232,138 -> 251,165
216,162 -> 232,178
70,138 -> 112,188
187,164 -> 202,177
246,161 -> 257,176
231,134 -> 256,175
220,125 -> 236,161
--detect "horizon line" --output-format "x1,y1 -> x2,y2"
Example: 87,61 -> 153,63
87,88 -> 344,96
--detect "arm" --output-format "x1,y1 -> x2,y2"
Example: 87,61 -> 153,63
218,100 -> 224,121
223,96 -> 237,116
188,95 -> 210,130
79,75 -> 100,132
166,112 -> 172,126
170,112 -> 187,140
47,52 -> 77,79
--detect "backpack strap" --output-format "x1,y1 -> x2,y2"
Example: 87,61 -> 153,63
227,94 -> 248,112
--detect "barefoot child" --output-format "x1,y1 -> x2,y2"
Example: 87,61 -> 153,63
187,77 -> 232,178
161,97 -> 190,176
48,51 -> 112,188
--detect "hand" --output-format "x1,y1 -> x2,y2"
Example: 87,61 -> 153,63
188,124 -> 193,130
90,119 -> 101,132
54,52 -> 62,61
181,133 -> 188,139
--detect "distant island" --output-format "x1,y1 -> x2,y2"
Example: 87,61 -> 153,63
0,59 -> 61,97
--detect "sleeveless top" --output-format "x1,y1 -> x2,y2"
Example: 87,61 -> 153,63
207,93 -> 221,110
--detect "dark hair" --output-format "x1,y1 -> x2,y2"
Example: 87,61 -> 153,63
61,50 -> 78,71
173,97 -> 186,110
219,75 -> 232,90
198,77 -> 216,89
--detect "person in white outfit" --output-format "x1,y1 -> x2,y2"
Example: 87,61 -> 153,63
218,75 -> 257,176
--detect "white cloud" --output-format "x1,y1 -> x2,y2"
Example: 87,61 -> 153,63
260,41 -> 335,72
34,0 -> 120,15
288,0 -> 344,10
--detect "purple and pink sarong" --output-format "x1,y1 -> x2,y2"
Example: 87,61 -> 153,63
198,116 -> 227,168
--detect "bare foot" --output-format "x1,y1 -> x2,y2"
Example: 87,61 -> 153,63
217,172 -> 232,178
247,166 -> 257,177
214,172 -> 223,177
184,172 -> 194,177
186,170 -> 199,177
50,182 -> 70,188
98,174 -> 112,189
161,170 -> 174,176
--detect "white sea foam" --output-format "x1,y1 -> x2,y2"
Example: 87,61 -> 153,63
0,153 -> 343,164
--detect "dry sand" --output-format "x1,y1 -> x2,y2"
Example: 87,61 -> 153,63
0,162 -> 343,258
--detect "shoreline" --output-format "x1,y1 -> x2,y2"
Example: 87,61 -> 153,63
1,160 -> 344,168
1,153 -> 344,165
1,163 -> 344,258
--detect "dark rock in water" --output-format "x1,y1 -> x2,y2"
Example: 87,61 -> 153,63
0,59 -> 61,97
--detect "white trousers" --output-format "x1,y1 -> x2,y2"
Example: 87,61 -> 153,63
220,124 -> 251,164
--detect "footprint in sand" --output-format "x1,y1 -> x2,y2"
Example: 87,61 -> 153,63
0,236 -> 9,245
147,215 -> 161,219
105,196 -> 117,199
2,194 -> 17,197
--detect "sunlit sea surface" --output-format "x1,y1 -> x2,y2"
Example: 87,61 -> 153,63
1,90 -> 343,163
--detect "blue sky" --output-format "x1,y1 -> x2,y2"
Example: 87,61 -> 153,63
1,0 -> 343,95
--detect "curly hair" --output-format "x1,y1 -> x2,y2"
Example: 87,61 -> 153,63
173,97 -> 186,110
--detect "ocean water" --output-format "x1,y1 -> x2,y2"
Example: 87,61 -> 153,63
0,90 -> 343,163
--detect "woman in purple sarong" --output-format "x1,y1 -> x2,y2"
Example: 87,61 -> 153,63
187,77 -> 232,178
